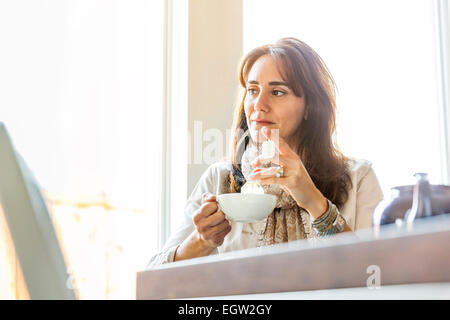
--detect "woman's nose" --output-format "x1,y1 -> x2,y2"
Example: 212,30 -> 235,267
254,93 -> 270,112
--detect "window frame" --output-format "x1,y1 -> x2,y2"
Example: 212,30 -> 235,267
434,0 -> 450,184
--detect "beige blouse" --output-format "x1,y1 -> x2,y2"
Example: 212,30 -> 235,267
146,158 -> 384,268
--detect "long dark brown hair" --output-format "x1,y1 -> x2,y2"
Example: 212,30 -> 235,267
229,37 -> 352,208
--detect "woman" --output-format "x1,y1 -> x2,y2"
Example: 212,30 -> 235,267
147,37 -> 384,266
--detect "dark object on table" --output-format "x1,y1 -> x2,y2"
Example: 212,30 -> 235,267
373,173 -> 450,229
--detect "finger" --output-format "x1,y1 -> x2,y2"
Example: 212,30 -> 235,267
249,166 -> 283,179
200,201 -> 219,218
204,219 -> 231,239
203,209 -> 227,228
194,204 -> 224,232
252,175 -> 287,185
213,218 -> 231,234
250,153 -> 285,168
252,156 -> 298,173
202,192 -> 216,204
212,223 -> 232,245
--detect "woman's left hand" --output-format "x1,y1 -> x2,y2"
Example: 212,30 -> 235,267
249,127 -> 328,220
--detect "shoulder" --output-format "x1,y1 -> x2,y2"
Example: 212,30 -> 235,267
198,161 -> 232,188
201,161 -> 232,180
186,161 -> 232,200
346,157 -> 382,196
206,160 -> 232,173
346,157 -> 375,181
339,158 -> 383,230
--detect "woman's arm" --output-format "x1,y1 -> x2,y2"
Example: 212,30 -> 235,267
174,193 -> 231,261
308,162 -> 384,235
250,127 -> 354,235
354,165 -> 384,230
306,189 -> 353,233
146,164 -> 222,268
173,230 -> 215,261
146,220 -> 194,268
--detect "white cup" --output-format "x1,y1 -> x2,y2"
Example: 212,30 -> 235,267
217,193 -> 277,222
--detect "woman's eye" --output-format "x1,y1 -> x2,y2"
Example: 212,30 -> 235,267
248,88 -> 258,95
273,90 -> 285,97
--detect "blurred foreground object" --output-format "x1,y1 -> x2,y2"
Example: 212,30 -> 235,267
0,122 -> 76,299
373,172 -> 450,234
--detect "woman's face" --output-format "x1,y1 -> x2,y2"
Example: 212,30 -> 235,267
244,54 -> 306,147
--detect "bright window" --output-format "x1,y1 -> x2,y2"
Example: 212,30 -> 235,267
0,0 -> 164,299
244,0 -> 443,196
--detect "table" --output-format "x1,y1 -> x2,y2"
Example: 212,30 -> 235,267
136,215 -> 450,299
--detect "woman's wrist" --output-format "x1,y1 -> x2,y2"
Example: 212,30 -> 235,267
310,198 -> 350,236
194,230 -> 218,251
305,189 -> 329,220
174,231 -> 216,261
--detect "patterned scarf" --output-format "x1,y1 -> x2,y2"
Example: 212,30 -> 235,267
240,139 -> 315,246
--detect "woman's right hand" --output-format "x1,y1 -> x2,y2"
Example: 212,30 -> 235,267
193,193 -> 232,249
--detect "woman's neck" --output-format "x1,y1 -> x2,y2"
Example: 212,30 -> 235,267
285,136 -> 300,153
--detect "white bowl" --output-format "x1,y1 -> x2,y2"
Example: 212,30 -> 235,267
217,193 -> 277,222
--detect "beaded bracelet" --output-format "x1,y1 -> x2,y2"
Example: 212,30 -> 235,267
311,199 -> 349,237
311,199 -> 338,233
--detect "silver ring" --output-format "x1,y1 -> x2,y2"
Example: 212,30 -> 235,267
276,166 -> 284,178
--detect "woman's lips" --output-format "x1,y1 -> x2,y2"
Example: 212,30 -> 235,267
253,120 -> 274,125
